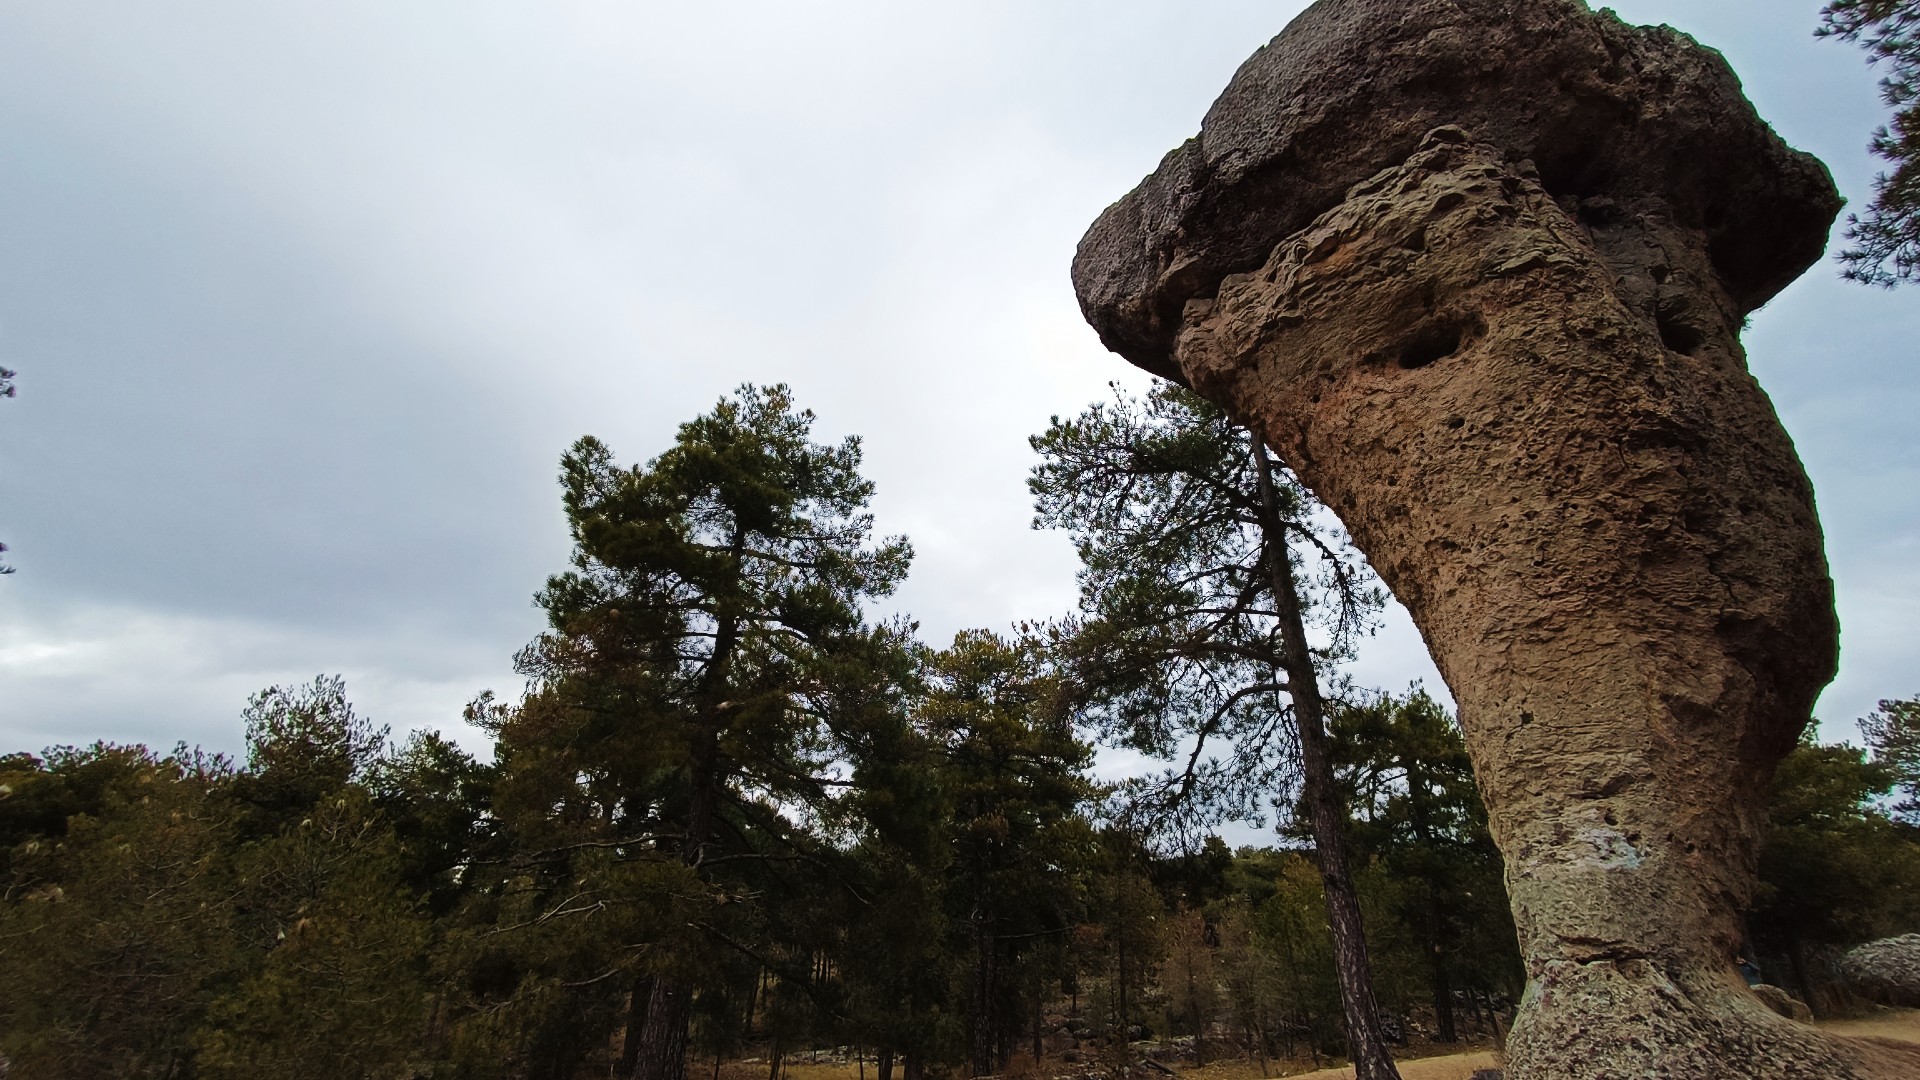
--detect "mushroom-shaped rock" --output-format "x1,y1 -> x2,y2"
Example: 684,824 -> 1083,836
1073,2 -> 1920,1077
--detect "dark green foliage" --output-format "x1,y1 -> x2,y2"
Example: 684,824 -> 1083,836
234,675 -> 387,833
0,745 -> 240,1079
371,728 -> 494,912
195,790 -> 436,1080
922,631 -> 1094,1075
1821,0 -> 1920,284
473,384 -> 919,1080
1329,690 -> 1520,1040
1860,695 -> 1920,821
1751,733 -> 1920,956
11,379 -> 1917,1078
1030,382 -> 1378,835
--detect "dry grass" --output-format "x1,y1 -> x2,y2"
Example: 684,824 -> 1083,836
716,1012 -> 1920,1080
1244,1050 -> 1498,1080
717,1063 -> 867,1080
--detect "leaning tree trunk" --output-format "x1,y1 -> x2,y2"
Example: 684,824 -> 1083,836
1253,443 -> 1401,1080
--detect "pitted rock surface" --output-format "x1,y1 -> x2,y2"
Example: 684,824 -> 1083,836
1073,1 -> 1917,1077
1072,0 -> 1841,382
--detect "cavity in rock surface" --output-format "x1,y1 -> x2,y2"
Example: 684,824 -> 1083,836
1072,1 -> 1920,1077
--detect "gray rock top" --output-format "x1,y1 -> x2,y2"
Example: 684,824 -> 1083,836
1071,0 -> 1842,382
1841,933 -> 1920,1006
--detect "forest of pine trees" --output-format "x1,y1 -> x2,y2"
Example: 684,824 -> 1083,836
4,385 -> 1918,1079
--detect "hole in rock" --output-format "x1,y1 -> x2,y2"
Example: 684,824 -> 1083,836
1398,316 -> 1481,369
1656,311 -> 1706,355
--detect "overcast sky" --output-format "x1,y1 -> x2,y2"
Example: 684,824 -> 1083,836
0,0 -> 1913,775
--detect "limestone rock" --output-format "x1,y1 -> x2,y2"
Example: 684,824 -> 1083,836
1750,984 -> 1814,1023
1073,0 -> 1840,384
1071,1 -> 1920,1077
1841,935 -> 1920,1006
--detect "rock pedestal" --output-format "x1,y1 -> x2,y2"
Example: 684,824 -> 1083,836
1072,2 -> 1920,1076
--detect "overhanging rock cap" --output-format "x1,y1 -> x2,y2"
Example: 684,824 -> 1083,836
1072,0 -> 1842,382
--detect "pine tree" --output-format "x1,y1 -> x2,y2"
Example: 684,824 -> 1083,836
921,631 -> 1093,1077
1750,731 -> 1920,1011
1329,690 -> 1519,1043
1030,383 -> 1400,1080
0,745 -> 241,1079
488,384 -> 913,1080
1859,695 -> 1920,821
1820,0 -> 1920,284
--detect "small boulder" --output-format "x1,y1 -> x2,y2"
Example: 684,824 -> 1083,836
1751,983 -> 1814,1023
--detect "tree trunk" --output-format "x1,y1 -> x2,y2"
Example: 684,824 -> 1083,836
1252,441 -> 1401,1080
1398,748 -> 1458,1046
1189,965 -> 1206,1066
877,1047 -> 894,1080
972,916 -> 998,1077
1032,970 -> 1045,1065
1787,936 -> 1825,1021
636,587 -> 737,1080
1429,942 -> 1456,1044
1114,872 -> 1131,1070
634,976 -> 696,1080
621,975 -> 657,1080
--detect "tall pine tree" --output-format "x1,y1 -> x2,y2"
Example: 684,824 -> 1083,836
491,384 -> 912,1080
1030,383 -> 1400,1080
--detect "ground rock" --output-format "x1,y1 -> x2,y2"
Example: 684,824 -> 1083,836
1072,1 -> 1920,1077
1841,935 -> 1920,1006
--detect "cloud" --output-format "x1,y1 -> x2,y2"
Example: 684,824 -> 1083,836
0,0 -> 1911,784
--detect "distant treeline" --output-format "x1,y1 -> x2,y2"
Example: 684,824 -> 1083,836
3,385 -> 1916,1080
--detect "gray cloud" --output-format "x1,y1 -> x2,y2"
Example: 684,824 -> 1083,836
0,1 -> 1911,773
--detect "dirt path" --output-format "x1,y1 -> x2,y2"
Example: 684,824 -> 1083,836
1271,1051 -> 1497,1080
734,1013 -> 1920,1080
1272,1010 -> 1920,1080
1821,1011 -> 1920,1044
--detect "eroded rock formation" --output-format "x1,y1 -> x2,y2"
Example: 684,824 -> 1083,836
1841,934 -> 1920,1007
1073,1 -> 1920,1076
